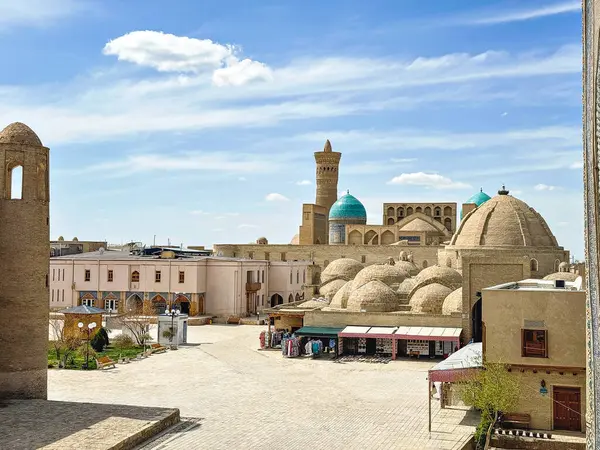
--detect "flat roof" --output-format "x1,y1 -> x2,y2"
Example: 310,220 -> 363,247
429,342 -> 482,383
367,327 -> 397,336
394,326 -> 462,341
51,250 -> 268,263
339,326 -> 371,336
485,278 -> 584,292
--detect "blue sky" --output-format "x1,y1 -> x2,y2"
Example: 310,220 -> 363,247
0,0 -> 584,258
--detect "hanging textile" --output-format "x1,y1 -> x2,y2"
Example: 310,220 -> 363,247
259,331 -> 266,349
281,336 -> 301,357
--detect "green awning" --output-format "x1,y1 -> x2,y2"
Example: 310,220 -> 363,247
294,326 -> 344,338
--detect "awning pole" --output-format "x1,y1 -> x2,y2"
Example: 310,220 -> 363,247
428,378 -> 432,433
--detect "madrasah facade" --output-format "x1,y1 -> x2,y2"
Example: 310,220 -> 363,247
214,141 -> 573,342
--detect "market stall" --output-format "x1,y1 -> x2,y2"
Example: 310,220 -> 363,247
338,326 -> 397,357
294,326 -> 344,357
393,326 -> 462,360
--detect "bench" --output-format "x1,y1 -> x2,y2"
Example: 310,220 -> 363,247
150,343 -> 167,354
502,413 -> 531,430
95,356 -> 116,370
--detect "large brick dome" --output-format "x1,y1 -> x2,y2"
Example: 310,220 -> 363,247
0,122 -> 43,146
449,187 -> 559,248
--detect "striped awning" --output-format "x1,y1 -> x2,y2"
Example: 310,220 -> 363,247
339,326 -> 371,338
394,326 -> 462,341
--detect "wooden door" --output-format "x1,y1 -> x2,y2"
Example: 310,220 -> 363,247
553,387 -> 581,431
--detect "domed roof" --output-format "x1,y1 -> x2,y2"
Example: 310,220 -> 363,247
397,277 -> 417,299
558,262 -> 570,272
320,279 -> 348,299
289,234 -> 299,245
347,280 -> 399,313
256,236 -> 268,244
409,283 -> 453,314
320,258 -> 363,285
451,187 -> 559,248
329,191 -> 367,221
0,122 -> 43,146
329,281 -> 352,309
460,189 -> 492,219
543,272 -> 580,282
298,297 -> 330,309
351,263 -> 409,291
410,265 -> 462,296
442,288 -> 462,315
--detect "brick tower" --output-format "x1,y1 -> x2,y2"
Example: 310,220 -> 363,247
0,122 -> 49,399
314,139 -> 341,214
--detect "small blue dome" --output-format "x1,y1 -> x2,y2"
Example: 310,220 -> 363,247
329,191 -> 367,221
460,188 -> 491,219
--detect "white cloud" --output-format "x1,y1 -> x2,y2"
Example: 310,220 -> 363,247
387,172 -> 471,189
265,193 -> 290,202
464,1 -> 579,25
570,160 -> 583,169
213,58 -> 273,87
103,31 -> 272,87
238,224 -> 258,229
189,210 -> 210,215
103,31 -> 234,73
501,112 -> 508,117
0,0 -> 89,28
296,180 -> 312,186
238,176 -> 247,181
534,183 -> 560,191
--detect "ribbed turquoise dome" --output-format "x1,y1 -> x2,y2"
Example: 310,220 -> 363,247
329,191 -> 367,221
460,189 -> 491,219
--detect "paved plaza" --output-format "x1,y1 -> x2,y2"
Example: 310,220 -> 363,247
48,325 -> 477,450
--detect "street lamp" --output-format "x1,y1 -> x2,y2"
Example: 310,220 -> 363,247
78,321 -> 97,370
164,306 -> 180,349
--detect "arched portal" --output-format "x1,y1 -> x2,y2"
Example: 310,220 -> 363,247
175,294 -> 190,314
472,294 -> 483,342
288,294 -> 294,303
295,293 -> 301,302
126,294 -> 143,313
271,294 -> 283,307
151,295 -> 167,314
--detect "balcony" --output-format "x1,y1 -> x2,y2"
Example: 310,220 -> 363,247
246,282 -> 261,292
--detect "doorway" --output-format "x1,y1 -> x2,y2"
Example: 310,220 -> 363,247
471,295 -> 482,342
553,387 -> 581,431
366,338 -> 376,355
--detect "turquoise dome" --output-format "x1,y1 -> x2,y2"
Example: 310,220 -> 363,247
460,189 -> 491,219
329,191 -> 367,221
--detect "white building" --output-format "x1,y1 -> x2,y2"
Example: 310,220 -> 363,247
50,249 -> 310,317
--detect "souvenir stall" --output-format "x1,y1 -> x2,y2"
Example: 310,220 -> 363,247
281,335 -> 302,357
293,326 -> 344,357
338,326 -> 396,357
393,326 -> 462,360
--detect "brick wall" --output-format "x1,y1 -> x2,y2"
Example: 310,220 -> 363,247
304,310 -> 462,328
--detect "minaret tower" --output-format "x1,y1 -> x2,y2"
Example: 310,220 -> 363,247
314,139 -> 341,214
0,122 -> 49,399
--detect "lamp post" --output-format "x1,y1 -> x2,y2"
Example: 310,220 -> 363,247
78,321 -> 97,370
164,307 -> 180,349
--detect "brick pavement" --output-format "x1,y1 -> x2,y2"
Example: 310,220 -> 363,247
48,325 -> 477,449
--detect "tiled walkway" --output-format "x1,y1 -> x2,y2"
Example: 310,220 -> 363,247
49,325 -> 477,449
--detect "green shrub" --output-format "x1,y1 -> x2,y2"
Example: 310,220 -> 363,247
474,416 -> 492,450
90,328 -> 107,352
113,334 -> 135,350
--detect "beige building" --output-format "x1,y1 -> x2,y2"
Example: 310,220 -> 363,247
0,122 -> 49,400
50,249 -> 309,317
50,236 -> 106,256
482,278 -> 586,432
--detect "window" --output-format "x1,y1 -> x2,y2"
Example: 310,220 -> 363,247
179,271 -> 185,283
107,270 -> 114,282
51,289 -> 54,302
131,271 -> 140,282
61,290 -> 64,302
81,297 -> 94,307
530,259 -> 539,272
522,329 -> 547,358
303,270 -> 306,284
261,270 -> 265,283
296,271 -> 299,284
248,251 -> 254,259
62,269 -> 65,280
9,165 -> 23,199
265,252 -> 270,261
281,252 -> 286,262
84,269 -> 91,282
290,271 -> 293,284
155,270 -> 162,283
46,274 -> 48,288
53,269 -> 55,281
361,255 -> 366,263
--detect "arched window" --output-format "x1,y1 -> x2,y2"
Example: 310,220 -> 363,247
422,260 -> 428,268
415,207 -> 422,213
554,259 -> 561,272
444,206 -> 452,216
387,207 -> 395,216
444,218 -> 452,231
434,207 -> 441,216
296,270 -> 299,284
323,260 -> 329,268
131,271 -> 140,282
406,207 -> 414,216
387,217 -> 395,225
530,259 -> 538,272
397,207 -> 404,218
290,271 -> 292,284
8,165 -> 23,199
425,207 -> 432,216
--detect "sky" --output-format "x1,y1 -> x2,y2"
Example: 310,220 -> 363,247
0,0 -> 584,258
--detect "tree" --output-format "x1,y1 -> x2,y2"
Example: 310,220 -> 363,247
115,306 -> 153,347
457,361 -> 524,450
49,318 -> 83,368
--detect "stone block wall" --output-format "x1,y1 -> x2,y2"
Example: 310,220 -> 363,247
304,310 -> 461,328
